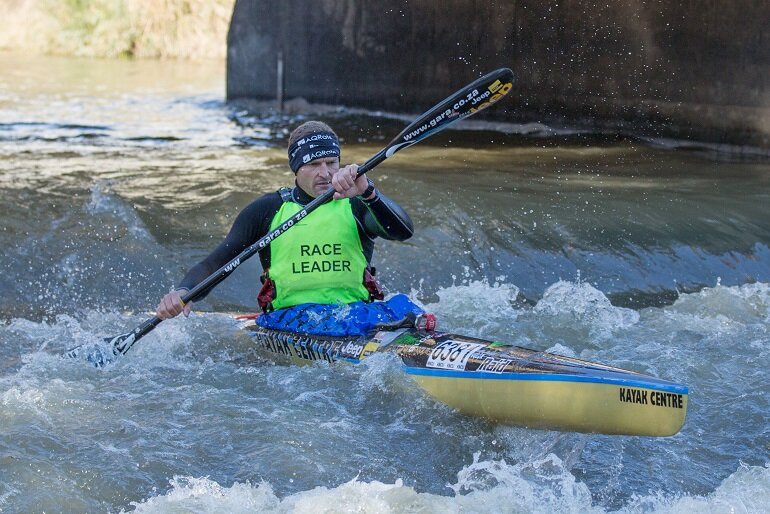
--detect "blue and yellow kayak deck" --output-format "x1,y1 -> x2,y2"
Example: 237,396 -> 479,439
241,322 -> 688,437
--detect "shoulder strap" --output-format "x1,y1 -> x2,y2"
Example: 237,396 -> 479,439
278,187 -> 293,203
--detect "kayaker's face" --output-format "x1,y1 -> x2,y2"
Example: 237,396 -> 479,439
296,156 -> 340,197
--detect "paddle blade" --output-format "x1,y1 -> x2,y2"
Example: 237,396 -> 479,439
65,331 -> 135,367
66,343 -> 112,367
108,331 -> 137,356
384,67 -> 514,158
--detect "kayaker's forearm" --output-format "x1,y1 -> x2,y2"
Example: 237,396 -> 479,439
177,234 -> 260,301
177,258 -> 222,301
361,193 -> 414,241
175,194 -> 281,299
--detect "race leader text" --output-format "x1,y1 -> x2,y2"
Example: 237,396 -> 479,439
291,243 -> 352,274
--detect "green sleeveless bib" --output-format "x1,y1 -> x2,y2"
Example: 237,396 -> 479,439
268,198 -> 369,310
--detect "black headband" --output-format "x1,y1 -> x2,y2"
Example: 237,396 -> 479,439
288,131 -> 340,173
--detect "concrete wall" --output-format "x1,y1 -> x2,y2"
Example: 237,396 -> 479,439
227,0 -> 770,147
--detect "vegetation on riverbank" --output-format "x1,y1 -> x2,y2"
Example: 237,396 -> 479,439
0,0 -> 234,59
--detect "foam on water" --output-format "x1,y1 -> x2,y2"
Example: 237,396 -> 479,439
419,277 -> 642,354
418,277 -> 523,339
663,281 -> 770,333
124,460 -> 770,514
1,278 -> 769,512
533,280 -> 640,342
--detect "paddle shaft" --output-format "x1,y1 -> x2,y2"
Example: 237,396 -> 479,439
77,67 -> 514,362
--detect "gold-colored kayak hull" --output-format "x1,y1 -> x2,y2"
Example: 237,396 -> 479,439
243,323 -> 688,436
409,372 -> 687,436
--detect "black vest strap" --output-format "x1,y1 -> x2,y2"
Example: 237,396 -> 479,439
278,187 -> 292,203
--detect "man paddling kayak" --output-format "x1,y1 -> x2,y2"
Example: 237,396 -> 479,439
156,120 -> 422,334
64,69 -> 511,365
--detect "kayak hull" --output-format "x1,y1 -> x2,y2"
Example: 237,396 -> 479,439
242,323 -> 688,436
409,371 -> 687,436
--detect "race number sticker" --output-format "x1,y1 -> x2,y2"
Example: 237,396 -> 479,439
426,341 -> 486,371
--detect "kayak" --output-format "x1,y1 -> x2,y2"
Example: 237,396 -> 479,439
240,321 -> 689,437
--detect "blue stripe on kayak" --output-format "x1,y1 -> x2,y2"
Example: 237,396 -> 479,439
404,366 -> 689,395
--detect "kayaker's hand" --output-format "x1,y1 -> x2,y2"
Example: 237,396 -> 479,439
156,289 -> 193,319
332,164 -> 368,200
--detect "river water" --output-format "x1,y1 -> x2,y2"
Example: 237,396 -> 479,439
0,52 -> 768,513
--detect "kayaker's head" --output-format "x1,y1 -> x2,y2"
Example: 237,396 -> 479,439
288,121 -> 341,197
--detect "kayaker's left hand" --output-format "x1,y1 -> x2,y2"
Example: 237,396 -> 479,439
332,164 -> 368,200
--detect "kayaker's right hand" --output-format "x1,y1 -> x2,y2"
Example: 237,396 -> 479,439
156,289 -> 192,319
